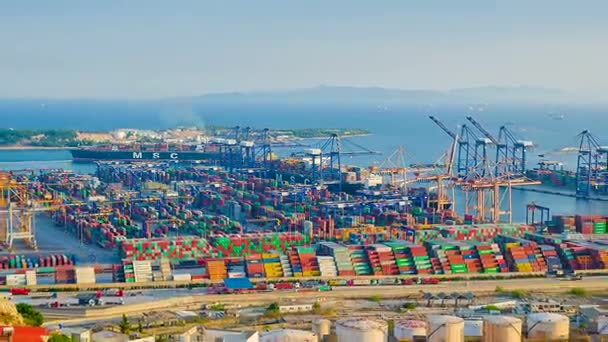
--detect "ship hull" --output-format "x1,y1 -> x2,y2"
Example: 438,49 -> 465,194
70,149 -> 224,162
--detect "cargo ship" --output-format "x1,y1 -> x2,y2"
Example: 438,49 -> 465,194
70,143 -> 225,162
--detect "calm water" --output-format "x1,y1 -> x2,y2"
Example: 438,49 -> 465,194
1,102 -> 606,221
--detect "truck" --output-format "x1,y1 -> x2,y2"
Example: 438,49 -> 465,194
546,269 -> 583,281
9,288 -> 30,296
96,289 -> 124,297
77,293 -> 124,306
420,278 -> 440,285
274,282 -> 294,290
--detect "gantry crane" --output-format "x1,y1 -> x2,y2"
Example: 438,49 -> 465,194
455,176 -> 541,224
466,116 -> 505,178
431,116 -> 541,223
294,134 -> 380,191
0,172 -> 67,250
429,116 -> 476,178
575,130 -> 608,197
370,146 -> 417,194
498,125 -> 534,176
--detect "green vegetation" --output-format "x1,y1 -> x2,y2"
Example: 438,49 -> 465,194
495,286 -> 529,299
312,301 -> 321,313
0,129 -> 81,147
48,333 -> 73,342
485,304 -> 502,311
265,302 -> 281,318
567,287 -> 588,297
119,314 -> 131,334
509,289 -> 529,299
209,303 -> 225,311
387,319 -> 395,336
368,294 -> 382,303
15,303 -> 43,326
402,302 -> 417,311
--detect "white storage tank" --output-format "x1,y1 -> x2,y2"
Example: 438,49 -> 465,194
260,329 -> 318,342
394,319 -> 427,341
464,319 -> 483,339
482,315 -> 522,342
597,315 -> 608,335
427,315 -> 464,342
336,318 -> 388,342
526,313 -> 569,340
313,319 -> 331,341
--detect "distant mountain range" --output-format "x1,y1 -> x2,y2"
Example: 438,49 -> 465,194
171,85 -> 586,105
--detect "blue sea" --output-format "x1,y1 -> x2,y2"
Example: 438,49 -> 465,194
1,101 -> 606,221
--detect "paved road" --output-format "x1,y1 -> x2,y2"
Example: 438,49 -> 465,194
40,276 -> 608,326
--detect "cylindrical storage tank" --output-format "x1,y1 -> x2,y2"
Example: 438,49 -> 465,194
336,318 -> 388,342
464,319 -> 483,340
597,316 -> 608,335
526,313 -> 569,340
427,315 -> 465,342
394,319 -> 427,341
260,329 -> 318,342
482,315 -> 522,342
313,319 -> 332,341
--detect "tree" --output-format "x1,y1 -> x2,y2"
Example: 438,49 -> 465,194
16,303 -> 44,326
265,302 -> 281,318
267,302 -> 280,312
312,301 -> 321,313
138,319 -> 144,333
48,333 -> 73,342
118,314 -> 131,334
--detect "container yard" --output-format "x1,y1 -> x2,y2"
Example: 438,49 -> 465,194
0,158 -> 607,290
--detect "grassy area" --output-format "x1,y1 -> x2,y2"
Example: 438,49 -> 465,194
495,286 -> 529,299
367,294 -> 382,303
567,287 -> 588,297
0,129 -> 84,147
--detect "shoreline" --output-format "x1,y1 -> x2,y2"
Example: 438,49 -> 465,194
0,145 -> 74,151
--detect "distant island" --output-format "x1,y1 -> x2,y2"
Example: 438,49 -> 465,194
0,127 -> 370,149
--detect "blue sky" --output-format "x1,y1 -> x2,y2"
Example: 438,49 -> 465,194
1,0 -> 607,98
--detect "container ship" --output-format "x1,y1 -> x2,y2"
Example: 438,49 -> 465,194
70,143 -> 224,162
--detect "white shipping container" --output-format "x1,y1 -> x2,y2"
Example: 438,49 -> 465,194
172,273 -> 192,281
6,274 -> 27,286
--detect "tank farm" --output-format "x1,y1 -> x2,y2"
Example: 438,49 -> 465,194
0,160 -> 607,289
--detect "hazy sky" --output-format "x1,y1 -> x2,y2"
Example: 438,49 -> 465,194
2,0 -> 607,98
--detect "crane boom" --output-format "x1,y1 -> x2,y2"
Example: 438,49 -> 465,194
466,116 -> 500,145
429,116 -> 457,140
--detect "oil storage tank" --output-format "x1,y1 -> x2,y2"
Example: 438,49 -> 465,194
336,318 -> 388,342
427,315 -> 464,342
464,319 -> 483,340
526,313 -> 569,340
313,319 -> 331,341
394,319 -> 427,341
482,315 -> 522,342
260,329 -> 318,342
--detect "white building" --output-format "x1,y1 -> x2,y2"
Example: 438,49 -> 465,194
203,329 -> 259,342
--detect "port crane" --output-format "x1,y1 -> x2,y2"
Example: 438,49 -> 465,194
0,173 -> 73,250
295,134 -> 381,191
466,116 -> 507,178
574,130 -> 608,197
430,116 -> 541,223
369,146 -> 437,194
429,116 -> 477,178
498,125 -> 533,176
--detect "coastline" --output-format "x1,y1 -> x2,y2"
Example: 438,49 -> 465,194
0,145 -> 74,151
